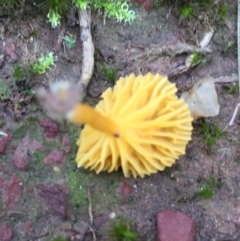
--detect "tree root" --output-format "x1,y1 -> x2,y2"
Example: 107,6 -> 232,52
78,8 -> 94,93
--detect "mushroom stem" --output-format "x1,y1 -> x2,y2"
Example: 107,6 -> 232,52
67,104 -> 120,137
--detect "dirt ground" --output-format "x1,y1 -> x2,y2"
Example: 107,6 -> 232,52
0,1 -> 239,241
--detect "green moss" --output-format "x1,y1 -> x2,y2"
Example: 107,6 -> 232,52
216,4 -> 228,22
63,35 -> 76,49
222,83 -> 238,95
197,119 -> 225,152
30,150 -> 47,179
97,63 -> 117,82
197,177 -> 217,199
66,169 -> 89,208
31,52 -> 55,74
180,4 -> 194,19
189,53 -> 205,67
51,236 -> 69,241
64,123 -> 122,210
109,218 -> 137,241
12,117 -> 43,141
65,162 -> 121,210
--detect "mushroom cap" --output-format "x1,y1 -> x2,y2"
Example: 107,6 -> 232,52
76,73 -> 193,177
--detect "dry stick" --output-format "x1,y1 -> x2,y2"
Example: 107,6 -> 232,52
214,76 -> 238,83
87,187 -> 96,241
78,8 -> 94,92
229,103 -> 240,126
25,232 -> 49,241
129,42 -> 212,62
128,42 -> 212,75
238,0 -> 240,93
229,0 -> 240,125
55,22 -> 66,51
87,187 -> 93,225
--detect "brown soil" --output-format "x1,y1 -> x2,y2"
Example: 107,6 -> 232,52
0,1 -> 239,241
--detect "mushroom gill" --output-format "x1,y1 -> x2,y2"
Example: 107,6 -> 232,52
69,73 -> 193,178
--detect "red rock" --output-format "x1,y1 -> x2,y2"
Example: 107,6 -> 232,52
116,181 -> 134,200
0,223 -> 13,241
0,177 -> 5,197
131,0 -> 152,11
62,134 -> 71,153
0,178 -> 4,189
3,175 -> 22,209
5,39 -> 18,60
35,183 -> 68,219
12,156 -> 28,171
143,0 -> 153,11
0,133 -> 12,153
43,150 -> 64,165
157,210 -> 196,241
38,119 -> 59,138
24,221 -> 32,235
32,140 -> 43,151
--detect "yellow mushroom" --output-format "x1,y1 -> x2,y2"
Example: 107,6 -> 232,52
66,73 -> 193,178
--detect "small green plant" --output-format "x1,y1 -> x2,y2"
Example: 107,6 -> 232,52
40,0 -> 71,28
217,4 -> 228,23
51,236 -> 69,241
67,169 -> 87,208
12,65 -> 35,96
0,79 -> 11,100
40,0 -> 71,14
92,1 -> 136,23
222,83 -> 238,94
197,177 -> 217,199
0,0 -> 21,10
198,119 -> 225,150
189,53 -> 204,67
31,52 -> 55,74
63,35 -> 76,49
97,63 -> 117,82
13,65 -> 26,80
109,219 -> 137,241
227,41 -> 233,48
47,9 -> 61,28
180,4 -> 194,19
42,0 -> 136,27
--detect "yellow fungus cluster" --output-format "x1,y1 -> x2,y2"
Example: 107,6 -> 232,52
73,73 -> 192,178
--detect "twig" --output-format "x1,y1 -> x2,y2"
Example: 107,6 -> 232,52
229,103 -> 240,126
238,0 -> 240,92
25,232 -> 49,241
54,22 -> 66,51
87,187 -> 96,241
129,41 -> 212,62
87,187 -> 93,225
229,0 -> 240,129
127,41 -> 212,75
78,8 -> 94,91
214,76 -> 238,83
88,225 -> 96,241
